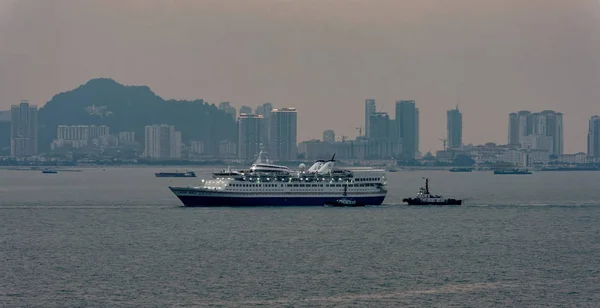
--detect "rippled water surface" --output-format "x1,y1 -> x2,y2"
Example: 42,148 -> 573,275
1,168 -> 600,307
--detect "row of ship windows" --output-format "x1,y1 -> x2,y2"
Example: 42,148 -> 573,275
228,183 -> 377,188
355,178 -> 381,182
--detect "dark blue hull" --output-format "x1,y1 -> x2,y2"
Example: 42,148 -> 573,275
173,195 -> 386,207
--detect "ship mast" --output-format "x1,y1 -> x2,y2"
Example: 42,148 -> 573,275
425,178 -> 429,195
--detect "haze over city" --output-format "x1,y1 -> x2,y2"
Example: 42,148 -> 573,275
1,0 -> 599,152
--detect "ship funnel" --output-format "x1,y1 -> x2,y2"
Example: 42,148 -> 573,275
317,161 -> 335,174
307,160 -> 326,173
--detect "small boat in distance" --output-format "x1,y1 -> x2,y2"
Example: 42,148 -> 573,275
493,168 -> 532,175
155,171 -> 196,178
42,169 -> 58,174
402,178 -> 462,206
449,167 -> 472,172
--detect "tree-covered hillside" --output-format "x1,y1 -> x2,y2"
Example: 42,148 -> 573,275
38,78 -> 236,152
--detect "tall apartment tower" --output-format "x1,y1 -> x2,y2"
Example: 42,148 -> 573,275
447,106 -> 462,149
588,116 -> 600,158
10,100 -> 38,157
270,108 -> 297,161
364,99 -> 376,139
508,113 -> 520,146
255,102 -> 273,150
238,114 -> 263,161
144,124 -> 181,159
395,100 -> 419,160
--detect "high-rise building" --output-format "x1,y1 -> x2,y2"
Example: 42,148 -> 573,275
364,99 -> 376,138
588,116 -> 600,158
57,125 -> 110,141
508,113 -> 520,146
238,114 -> 263,160
239,105 -> 253,114
447,107 -> 462,149
543,111 -> 563,156
517,111 -> 533,145
270,108 -> 297,161
508,110 -> 563,155
369,112 -> 390,141
255,103 -> 273,149
10,100 -> 38,157
322,130 -> 335,143
367,112 -> 394,159
0,111 -> 11,155
117,132 -> 136,144
395,100 -> 419,160
190,141 -> 205,155
255,103 -> 273,118
218,102 -> 237,120
144,124 -> 181,159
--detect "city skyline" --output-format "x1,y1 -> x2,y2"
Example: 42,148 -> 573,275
3,92 -> 598,164
1,1 -> 598,153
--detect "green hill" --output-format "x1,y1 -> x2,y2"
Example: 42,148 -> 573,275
38,78 -> 236,152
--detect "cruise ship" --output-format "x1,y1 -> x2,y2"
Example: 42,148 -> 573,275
169,152 -> 387,207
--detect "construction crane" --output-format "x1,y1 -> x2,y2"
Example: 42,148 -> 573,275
439,138 -> 447,151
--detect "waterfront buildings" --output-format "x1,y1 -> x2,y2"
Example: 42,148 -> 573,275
507,110 -> 563,155
52,125 -> 110,149
117,132 -> 136,144
189,141 -> 205,156
10,100 -> 38,157
144,125 -> 181,159
56,125 -> 110,141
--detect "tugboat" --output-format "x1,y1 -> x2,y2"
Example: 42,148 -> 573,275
324,184 -> 365,207
402,178 -> 462,206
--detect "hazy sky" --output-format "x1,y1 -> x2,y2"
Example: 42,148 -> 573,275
1,0 -> 599,153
